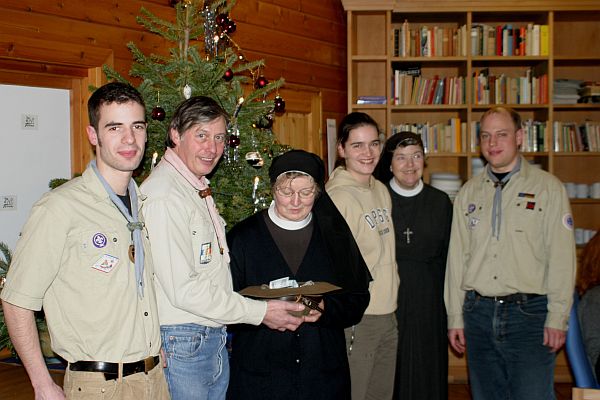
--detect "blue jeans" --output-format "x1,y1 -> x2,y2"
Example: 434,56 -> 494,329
161,323 -> 229,400
463,291 -> 556,400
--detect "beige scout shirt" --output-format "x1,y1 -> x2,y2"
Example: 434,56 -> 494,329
140,160 -> 266,328
0,166 -> 161,363
444,157 -> 576,331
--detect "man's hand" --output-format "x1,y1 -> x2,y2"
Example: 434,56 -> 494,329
302,300 -> 324,323
448,328 -> 466,354
262,300 -> 305,331
2,301 -> 65,399
543,327 -> 566,352
33,381 -> 65,400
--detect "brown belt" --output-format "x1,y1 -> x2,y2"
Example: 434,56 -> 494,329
69,355 -> 159,380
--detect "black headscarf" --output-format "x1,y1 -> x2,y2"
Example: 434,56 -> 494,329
269,150 -> 372,292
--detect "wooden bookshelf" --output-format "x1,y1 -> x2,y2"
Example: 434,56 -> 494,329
343,0 -> 600,383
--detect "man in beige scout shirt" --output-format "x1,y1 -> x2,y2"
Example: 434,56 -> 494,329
444,106 -> 576,400
1,82 -> 169,400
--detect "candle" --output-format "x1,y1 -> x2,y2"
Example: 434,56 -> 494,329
151,152 -> 158,170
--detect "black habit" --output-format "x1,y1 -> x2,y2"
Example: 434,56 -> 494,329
226,211 -> 370,400
388,183 -> 452,400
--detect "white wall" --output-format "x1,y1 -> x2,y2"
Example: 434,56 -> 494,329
0,84 -> 71,251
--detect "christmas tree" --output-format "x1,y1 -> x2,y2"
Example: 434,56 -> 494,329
103,0 -> 290,227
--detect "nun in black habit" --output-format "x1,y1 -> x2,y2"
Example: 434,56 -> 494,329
374,132 -> 452,400
226,150 -> 372,400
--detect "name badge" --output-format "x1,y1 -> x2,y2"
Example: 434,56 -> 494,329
199,242 -> 212,264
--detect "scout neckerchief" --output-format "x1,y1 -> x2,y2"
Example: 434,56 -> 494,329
162,147 -> 230,263
487,157 -> 521,240
91,160 -> 145,298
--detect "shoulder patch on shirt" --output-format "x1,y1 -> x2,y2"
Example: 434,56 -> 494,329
92,254 -> 119,273
562,213 -> 574,231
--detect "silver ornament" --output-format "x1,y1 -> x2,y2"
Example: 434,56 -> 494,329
183,84 -> 192,99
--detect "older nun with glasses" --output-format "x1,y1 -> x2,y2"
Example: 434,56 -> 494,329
226,149 -> 371,400
373,131 -> 453,400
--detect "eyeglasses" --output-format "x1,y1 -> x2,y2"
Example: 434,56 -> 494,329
394,152 -> 424,163
397,137 -> 421,147
276,187 -> 316,199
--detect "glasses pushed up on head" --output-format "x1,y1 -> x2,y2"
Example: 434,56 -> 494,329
276,186 -> 316,199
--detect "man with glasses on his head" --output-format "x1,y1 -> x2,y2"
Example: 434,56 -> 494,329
141,96 -> 307,400
444,106 -> 576,400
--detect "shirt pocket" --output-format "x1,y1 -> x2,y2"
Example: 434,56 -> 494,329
73,229 -> 129,293
190,215 -> 218,271
508,193 -> 545,236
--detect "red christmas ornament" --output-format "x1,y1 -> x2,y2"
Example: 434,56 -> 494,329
273,96 -> 286,113
256,114 -> 274,129
216,13 -> 229,27
225,20 -> 237,34
223,69 -> 234,81
255,76 -> 269,89
228,135 -> 240,148
151,106 -> 166,121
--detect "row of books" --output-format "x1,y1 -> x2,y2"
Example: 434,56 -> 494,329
392,70 -> 466,105
472,69 -> 549,105
393,22 -> 468,57
553,121 -> 600,152
471,23 -> 549,57
390,119 -> 547,153
391,119 -> 466,153
385,120 -> 600,154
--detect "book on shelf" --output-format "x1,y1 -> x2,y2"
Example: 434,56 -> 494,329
469,22 -> 548,56
522,120 -> 547,152
472,68 -> 547,105
553,121 -> 600,152
393,21 -> 467,57
540,25 -> 549,56
356,96 -> 387,105
391,118 -> 466,153
532,24 -> 540,56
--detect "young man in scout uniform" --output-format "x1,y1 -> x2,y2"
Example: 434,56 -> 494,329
444,106 -> 576,400
1,82 -> 169,399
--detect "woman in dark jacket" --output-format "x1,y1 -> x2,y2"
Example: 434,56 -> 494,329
226,150 -> 371,400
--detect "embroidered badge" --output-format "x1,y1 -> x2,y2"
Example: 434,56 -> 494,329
562,213 -> 574,231
92,233 -> 108,248
468,203 -> 476,214
92,254 -> 119,273
526,201 -> 536,210
518,192 -> 535,198
468,217 -> 480,230
199,242 -> 212,264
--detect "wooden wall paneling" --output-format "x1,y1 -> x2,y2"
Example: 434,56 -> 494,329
241,50 -> 346,92
0,8 -> 169,61
0,0 -> 174,31
268,0 -> 346,22
233,1 -> 346,46
233,23 -> 345,69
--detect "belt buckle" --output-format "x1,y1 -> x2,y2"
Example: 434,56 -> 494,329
494,296 -> 505,304
144,356 -> 155,373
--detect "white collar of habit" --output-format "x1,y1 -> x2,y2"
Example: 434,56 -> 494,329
390,178 -> 424,197
267,201 -> 312,231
